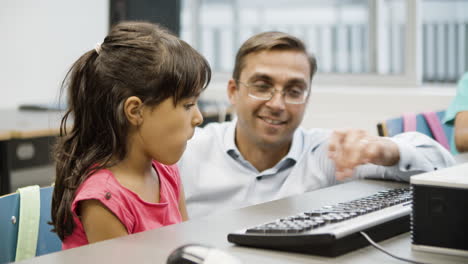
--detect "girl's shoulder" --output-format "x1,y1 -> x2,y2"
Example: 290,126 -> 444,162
73,168 -> 122,203
80,167 -> 114,187
70,168 -> 137,235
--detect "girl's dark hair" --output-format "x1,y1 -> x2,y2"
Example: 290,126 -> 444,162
51,21 -> 211,240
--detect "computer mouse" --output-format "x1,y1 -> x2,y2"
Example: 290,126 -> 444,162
166,244 -> 243,264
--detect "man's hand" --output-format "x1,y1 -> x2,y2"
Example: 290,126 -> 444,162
328,129 -> 400,180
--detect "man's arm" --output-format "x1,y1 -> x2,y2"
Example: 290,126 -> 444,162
454,111 -> 468,152
328,129 -> 455,182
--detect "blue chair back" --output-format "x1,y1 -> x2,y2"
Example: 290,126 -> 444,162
377,110 -> 455,154
0,186 -> 61,263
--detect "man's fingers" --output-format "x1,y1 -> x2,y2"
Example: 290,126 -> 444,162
330,129 -> 378,181
335,170 -> 346,181
331,130 -> 400,181
342,130 -> 367,167
335,168 -> 354,181
328,130 -> 346,153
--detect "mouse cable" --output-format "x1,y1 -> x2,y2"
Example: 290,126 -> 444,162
360,231 -> 430,264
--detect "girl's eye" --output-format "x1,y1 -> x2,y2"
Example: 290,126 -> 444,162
184,103 -> 196,110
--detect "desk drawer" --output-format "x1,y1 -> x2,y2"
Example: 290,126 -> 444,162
7,136 -> 56,170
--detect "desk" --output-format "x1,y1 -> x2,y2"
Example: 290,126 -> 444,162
0,105 -> 232,195
454,152 -> 468,164
21,179 -> 467,264
0,109 -> 63,195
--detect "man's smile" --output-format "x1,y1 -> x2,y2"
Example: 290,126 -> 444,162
258,116 -> 287,126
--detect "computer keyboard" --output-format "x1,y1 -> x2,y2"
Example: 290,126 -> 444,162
227,187 -> 412,257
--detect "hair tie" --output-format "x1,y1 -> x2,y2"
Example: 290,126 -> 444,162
94,43 -> 102,54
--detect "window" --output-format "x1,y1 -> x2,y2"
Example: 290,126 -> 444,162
181,0 -> 467,85
422,0 -> 468,82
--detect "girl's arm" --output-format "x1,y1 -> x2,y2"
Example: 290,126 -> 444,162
178,184 -> 189,221
80,199 -> 128,243
454,111 -> 468,153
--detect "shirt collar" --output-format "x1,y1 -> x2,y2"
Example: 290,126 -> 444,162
284,127 -> 303,162
224,120 -> 239,157
223,119 -> 303,165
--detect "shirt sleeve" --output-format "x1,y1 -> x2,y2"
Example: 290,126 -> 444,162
355,132 -> 456,182
444,72 -> 468,125
71,175 -> 135,234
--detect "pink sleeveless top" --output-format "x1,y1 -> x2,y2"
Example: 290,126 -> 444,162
62,161 -> 182,249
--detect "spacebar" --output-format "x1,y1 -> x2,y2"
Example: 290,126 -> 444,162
310,203 -> 411,239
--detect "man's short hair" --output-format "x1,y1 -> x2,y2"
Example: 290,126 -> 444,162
232,31 -> 317,81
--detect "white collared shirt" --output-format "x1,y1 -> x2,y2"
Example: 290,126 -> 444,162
178,120 -> 455,218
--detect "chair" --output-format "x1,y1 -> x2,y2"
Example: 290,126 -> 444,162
0,186 -> 61,263
377,110 -> 455,154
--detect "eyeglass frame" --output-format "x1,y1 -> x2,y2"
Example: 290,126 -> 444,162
235,79 -> 310,105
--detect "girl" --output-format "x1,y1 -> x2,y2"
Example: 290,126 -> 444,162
51,21 -> 211,249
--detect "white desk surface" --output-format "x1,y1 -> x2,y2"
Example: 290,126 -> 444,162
454,152 -> 468,164
22,179 -> 468,264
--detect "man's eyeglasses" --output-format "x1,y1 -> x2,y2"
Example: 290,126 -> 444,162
236,80 -> 309,105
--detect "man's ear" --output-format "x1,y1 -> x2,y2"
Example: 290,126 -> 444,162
227,79 -> 239,106
124,96 -> 144,126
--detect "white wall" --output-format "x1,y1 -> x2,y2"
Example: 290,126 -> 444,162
0,0 -> 109,109
301,86 -> 455,135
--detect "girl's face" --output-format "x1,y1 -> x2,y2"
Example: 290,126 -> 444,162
137,96 -> 203,165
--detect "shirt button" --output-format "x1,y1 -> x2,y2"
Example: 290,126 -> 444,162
405,164 -> 411,170
256,176 -> 263,180
105,192 -> 112,200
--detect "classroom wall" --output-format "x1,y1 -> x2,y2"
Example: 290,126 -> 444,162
301,86 -> 455,134
0,0 -> 109,109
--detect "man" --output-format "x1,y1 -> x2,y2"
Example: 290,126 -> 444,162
179,31 -> 455,218
444,72 -> 468,153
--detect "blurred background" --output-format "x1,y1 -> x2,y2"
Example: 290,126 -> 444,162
1,0 -> 466,190
181,0 -> 467,82
1,0 -> 467,109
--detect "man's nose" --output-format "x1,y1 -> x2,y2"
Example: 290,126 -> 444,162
265,89 -> 286,110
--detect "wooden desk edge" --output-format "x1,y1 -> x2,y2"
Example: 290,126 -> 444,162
0,132 -> 12,141
10,128 -> 62,139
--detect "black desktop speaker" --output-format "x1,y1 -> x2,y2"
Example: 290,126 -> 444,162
410,164 -> 468,257
110,0 -> 181,35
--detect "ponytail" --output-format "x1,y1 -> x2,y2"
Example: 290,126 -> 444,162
51,50 -> 124,240
51,21 -> 210,241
